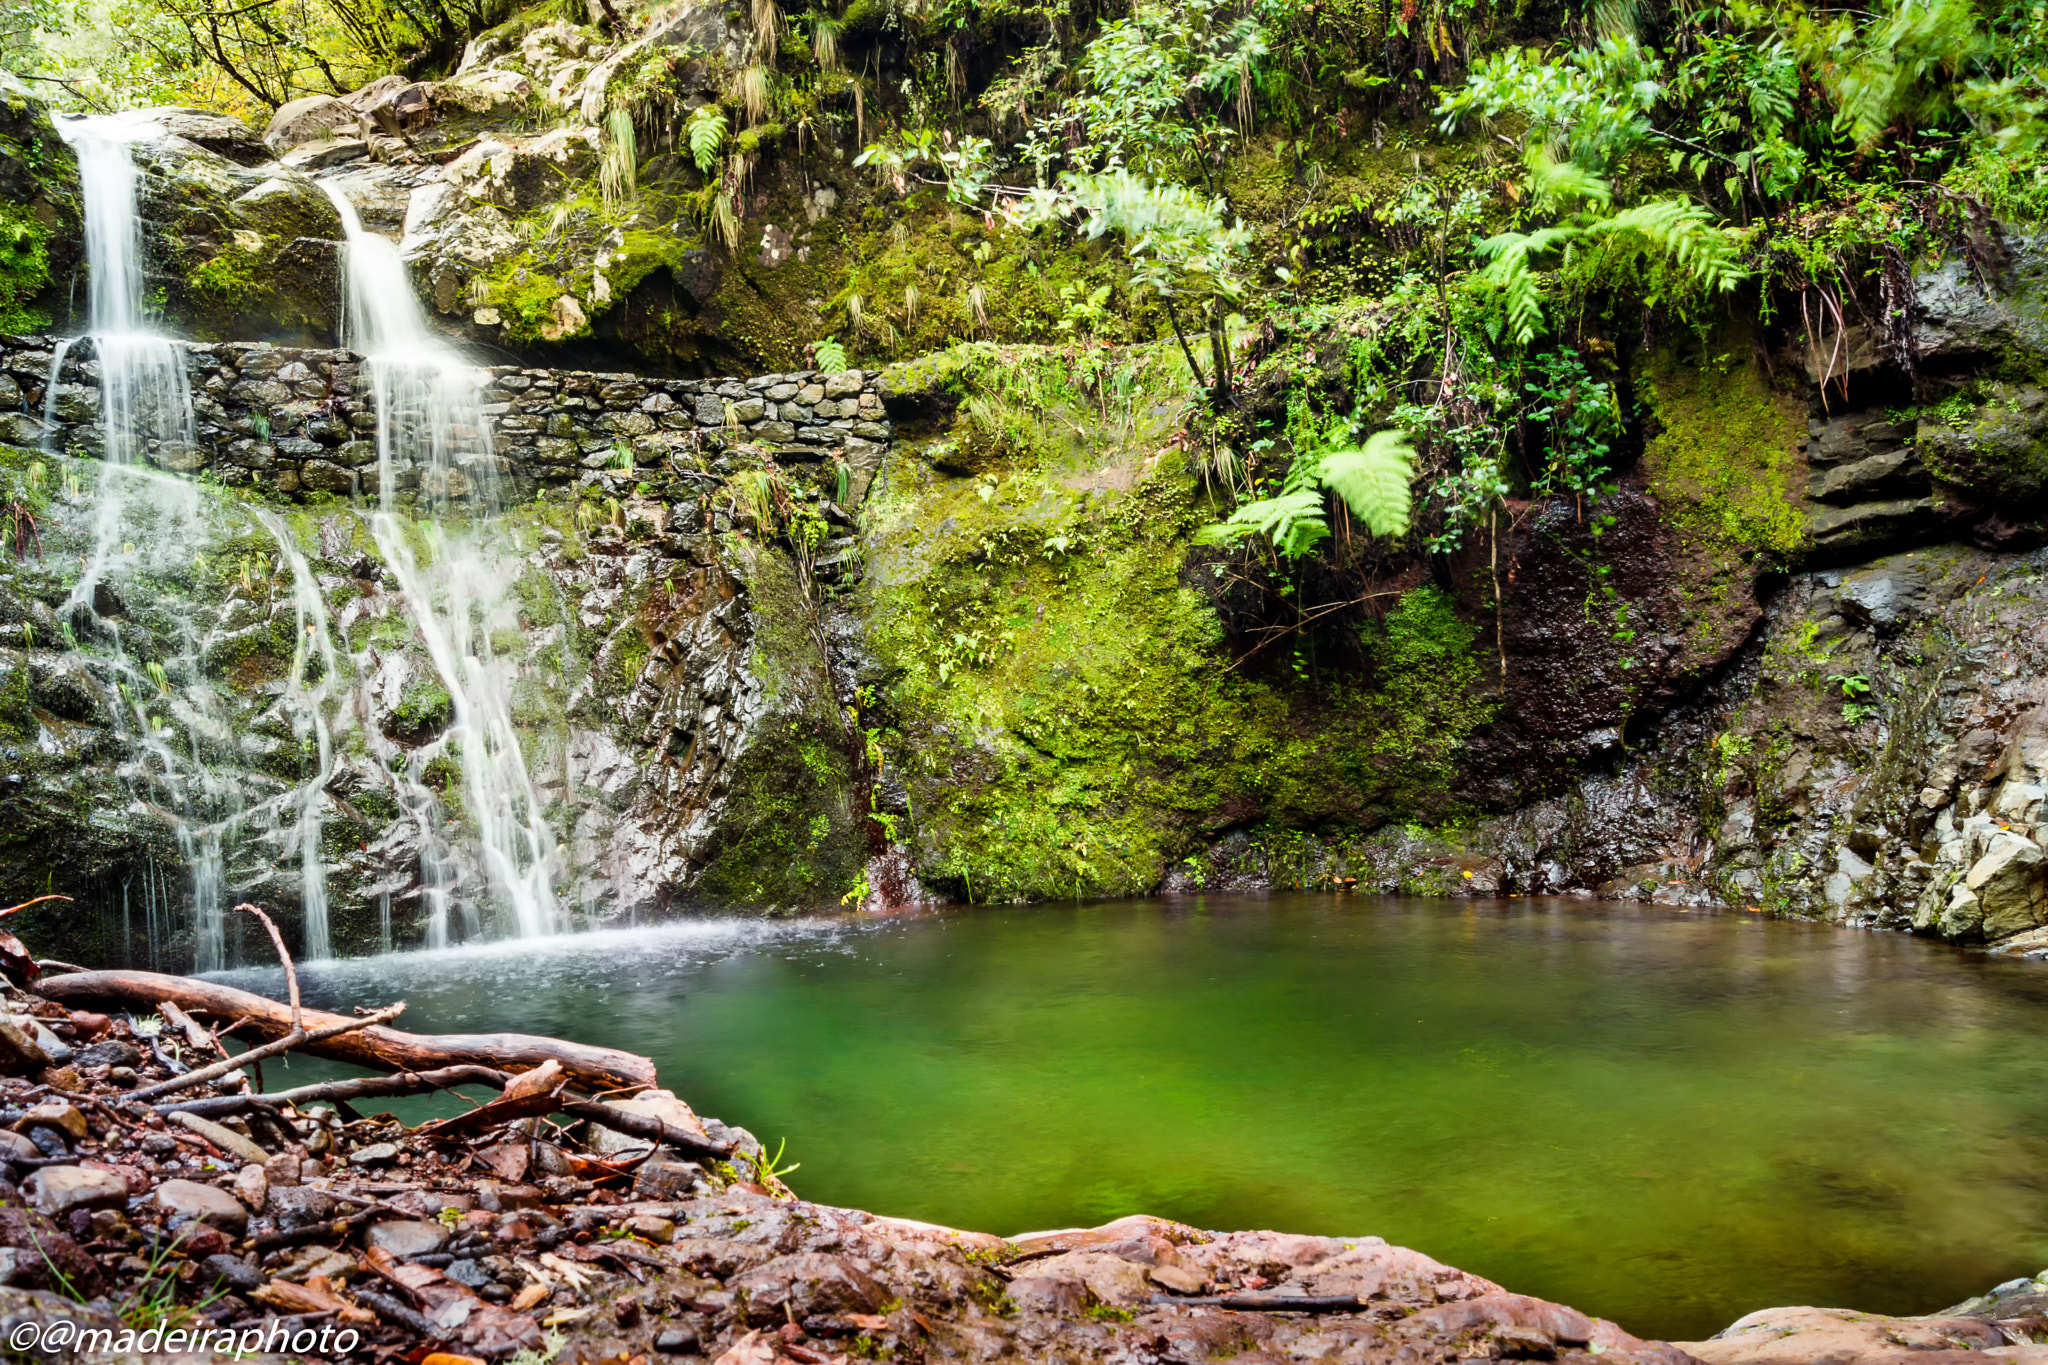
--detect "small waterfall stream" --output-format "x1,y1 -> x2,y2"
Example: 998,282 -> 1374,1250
321,183 -> 567,943
255,510 -> 343,961
52,114 -> 241,968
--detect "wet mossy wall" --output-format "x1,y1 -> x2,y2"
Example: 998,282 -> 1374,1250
859,344 -> 1500,902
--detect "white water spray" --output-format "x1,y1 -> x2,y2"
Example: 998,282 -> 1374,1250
256,511 -> 343,961
53,115 -> 235,967
321,183 -> 567,942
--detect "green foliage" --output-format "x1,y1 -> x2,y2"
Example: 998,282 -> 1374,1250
812,335 -> 848,372
0,206 -> 50,334
599,106 -> 637,205
1473,153 -> 1745,347
1199,420 -> 1415,557
687,104 -> 728,174
1437,35 -> 1665,173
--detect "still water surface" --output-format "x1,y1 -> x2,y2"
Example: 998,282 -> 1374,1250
227,895 -> 2048,1341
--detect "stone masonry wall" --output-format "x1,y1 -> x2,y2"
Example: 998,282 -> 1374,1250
0,335 -> 893,498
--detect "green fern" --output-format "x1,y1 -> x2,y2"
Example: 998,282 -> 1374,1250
1320,430 -> 1417,538
1477,198 -> 1740,346
1589,199 -> 1745,294
688,105 -> 728,174
813,336 -> 848,371
1474,226 -> 1578,346
1197,427 -> 1415,557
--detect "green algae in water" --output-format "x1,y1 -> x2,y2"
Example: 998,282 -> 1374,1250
261,897 -> 2048,1341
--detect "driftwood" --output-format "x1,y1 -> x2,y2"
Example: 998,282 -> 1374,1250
34,970 -> 656,1094
157,1065 -> 513,1117
150,1060 -> 737,1161
557,1098 -> 735,1163
127,1002 -> 409,1103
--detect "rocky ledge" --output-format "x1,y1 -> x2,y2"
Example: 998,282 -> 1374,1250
0,985 -> 2041,1365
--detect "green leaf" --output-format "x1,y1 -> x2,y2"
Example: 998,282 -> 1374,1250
1320,430 -> 1417,538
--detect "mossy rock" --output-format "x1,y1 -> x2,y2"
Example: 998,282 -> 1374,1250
1918,383 -> 2048,507
0,72 -> 80,333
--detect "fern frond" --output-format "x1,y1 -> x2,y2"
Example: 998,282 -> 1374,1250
1523,147 -> 1611,209
1475,225 -> 1584,345
1594,198 -> 1746,292
1197,487 -> 1330,558
687,106 -> 728,175
1319,430 -> 1417,538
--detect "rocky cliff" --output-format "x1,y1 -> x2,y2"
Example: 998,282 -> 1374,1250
3,38 -> 2048,964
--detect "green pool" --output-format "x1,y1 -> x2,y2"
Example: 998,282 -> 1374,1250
239,895 -> 2048,1341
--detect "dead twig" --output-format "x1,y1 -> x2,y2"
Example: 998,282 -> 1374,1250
125,1001 -> 407,1103
232,902 -> 300,1032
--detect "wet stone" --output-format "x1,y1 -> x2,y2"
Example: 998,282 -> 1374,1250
365,1218 -> 450,1258
26,1167 -> 127,1219
153,1179 -> 250,1235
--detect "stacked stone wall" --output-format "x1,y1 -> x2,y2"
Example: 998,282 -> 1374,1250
0,335 -> 893,498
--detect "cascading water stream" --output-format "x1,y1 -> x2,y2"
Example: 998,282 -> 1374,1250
53,115 -> 198,614
255,511 -> 343,961
321,182 -> 567,943
51,114 -> 237,969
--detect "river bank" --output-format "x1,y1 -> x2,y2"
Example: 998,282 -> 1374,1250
3,956 -> 2045,1365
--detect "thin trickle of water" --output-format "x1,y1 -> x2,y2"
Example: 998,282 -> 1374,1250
256,511 -> 345,961
321,182 -> 567,943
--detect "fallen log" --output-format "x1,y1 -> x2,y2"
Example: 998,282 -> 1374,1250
33,970 -> 657,1094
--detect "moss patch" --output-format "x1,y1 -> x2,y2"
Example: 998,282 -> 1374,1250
860,342 -> 1499,901
1640,342 -> 1807,560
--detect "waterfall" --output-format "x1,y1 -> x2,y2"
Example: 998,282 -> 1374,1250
52,114 -> 235,968
321,183 -> 568,943
256,511 -> 343,961
56,115 -> 197,608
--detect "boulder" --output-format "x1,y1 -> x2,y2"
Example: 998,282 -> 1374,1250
432,68 -> 533,120
24,1165 -> 127,1219
586,1088 -> 709,1157
730,1252 -> 888,1324
445,139 -> 570,211
152,1179 -> 250,1235
1966,832 -> 2047,938
281,138 -> 368,172
263,95 -> 357,152
1679,1305 -> 2003,1365
154,108 -> 271,167
230,175 -> 343,242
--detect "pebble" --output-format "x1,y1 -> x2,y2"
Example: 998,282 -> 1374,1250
349,1141 -> 400,1167
365,1218 -> 451,1258
653,1327 -> 699,1354
152,1178 -> 251,1236
25,1165 -> 128,1218
201,1254 -> 263,1292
